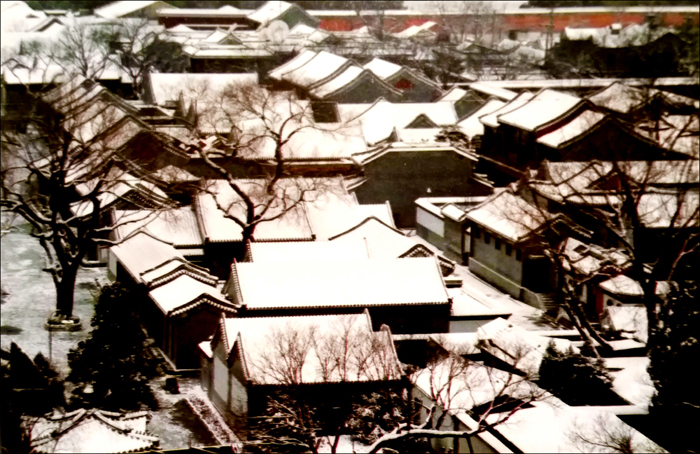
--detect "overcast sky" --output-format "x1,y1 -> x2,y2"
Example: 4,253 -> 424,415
403,1 -> 529,12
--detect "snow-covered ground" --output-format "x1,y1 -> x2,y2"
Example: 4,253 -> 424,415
1,229 -> 106,376
147,376 -> 222,450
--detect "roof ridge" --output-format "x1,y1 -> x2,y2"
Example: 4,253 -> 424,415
327,215 -> 403,240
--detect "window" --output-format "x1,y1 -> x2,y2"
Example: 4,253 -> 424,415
516,249 -> 522,261
495,238 -> 501,250
474,227 -> 480,239
506,244 -> 512,256
484,233 -> 491,244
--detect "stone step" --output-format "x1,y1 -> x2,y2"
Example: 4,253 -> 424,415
186,395 -> 242,450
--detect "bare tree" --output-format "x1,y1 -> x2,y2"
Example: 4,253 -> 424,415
42,22 -> 117,80
434,1 -> 504,47
195,82 -> 353,247
366,343 -> 549,454
520,92 -> 699,349
0,76 -> 176,329
112,19 -> 189,98
241,319 -> 405,454
567,412 -> 667,454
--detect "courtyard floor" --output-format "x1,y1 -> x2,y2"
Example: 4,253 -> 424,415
1,226 -> 222,450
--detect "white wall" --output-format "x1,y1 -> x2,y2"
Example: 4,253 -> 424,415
417,206 -> 445,237
213,355 -> 229,406
229,371 -> 248,418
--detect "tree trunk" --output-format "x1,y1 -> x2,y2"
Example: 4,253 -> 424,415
56,264 -> 78,318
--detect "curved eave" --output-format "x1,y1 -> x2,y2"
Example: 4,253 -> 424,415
166,294 -> 238,317
311,69 -> 402,101
538,115 -> 611,150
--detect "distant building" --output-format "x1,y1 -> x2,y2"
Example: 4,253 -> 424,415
94,1 -> 173,20
548,22 -> 690,78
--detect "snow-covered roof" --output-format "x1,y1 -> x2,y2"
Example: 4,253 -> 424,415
496,38 -> 521,52
338,100 -> 458,145
148,165 -> 200,184
1,1 -> 48,33
637,191 -> 699,229
329,216 -> 423,259
604,356 -> 653,407
147,72 -> 258,106
539,161 -> 700,199
513,44 -> 546,64
94,1 -> 164,19
599,274 -> 671,298
635,114 -> 699,158
219,312 -> 402,385
110,231 -> 183,283
289,23 -> 317,36
139,257 -> 215,288
30,409 -> 158,454
449,288 -> 512,319
195,179 -> 314,243
231,257 -> 449,310
479,91 -> 534,128
458,99 -> 506,138
202,28 -> 236,44
487,401 -> 664,453
276,51 -> 350,89
603,305 -> 648,344
353,141 -> 476,166
394,128 -> 444,144
467,82 -> 518,101
308,65 -> 365,98
561,237 -> 631,277
477,317 -> 578,374
69,171 -> 170,218
158,6 -> 250,17
149,274 -> 233,315
412,354 -> 545,424
496,89 -> 583,132
113,208 -> 203,248
268,49 -> 317,80
466,189 -> 553,243
588,82 -> 649,114
249,240 -> 369,263
415,196 -> 490,220
195,93 -> 365,155
184,47 -> 273,58
437,87 -> 468,103
363,57 -> 403,80
537,109 -> 607,149
247,1 -> 295,25
470,76 -> 698,90
167,24 -> 196,33
588,82 -> 700,114
305,195 -> 396,241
